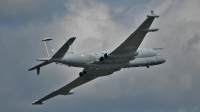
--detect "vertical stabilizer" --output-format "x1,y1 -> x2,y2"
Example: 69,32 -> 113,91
52,37 -> 76,58
42,38 -> 53,57
63,37 -> 73,51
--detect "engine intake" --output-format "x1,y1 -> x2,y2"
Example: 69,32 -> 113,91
99,57 -> 104,61
104,53 -> 108,58
79,72 -> 83,77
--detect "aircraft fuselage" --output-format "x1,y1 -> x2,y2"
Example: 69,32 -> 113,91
52,48 -> 165,71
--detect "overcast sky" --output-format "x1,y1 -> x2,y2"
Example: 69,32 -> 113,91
0,0 -> 200,112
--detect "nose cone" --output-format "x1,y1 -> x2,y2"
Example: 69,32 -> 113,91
159,56 -> 166,64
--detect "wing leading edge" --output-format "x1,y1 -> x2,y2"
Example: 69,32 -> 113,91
32,76 -> 96,105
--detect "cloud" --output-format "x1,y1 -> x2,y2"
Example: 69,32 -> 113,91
0,0 -> 67,26
187,34 -> 200,50
0,0 -> 200,111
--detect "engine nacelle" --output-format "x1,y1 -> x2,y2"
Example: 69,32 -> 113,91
99,57 -> 104,61
104,53 -> 108,58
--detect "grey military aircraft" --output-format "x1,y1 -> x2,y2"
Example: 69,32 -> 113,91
29,11 -> 165,105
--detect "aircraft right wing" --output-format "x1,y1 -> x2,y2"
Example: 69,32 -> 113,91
32,75 -> 97,105
32,66 -> 121,105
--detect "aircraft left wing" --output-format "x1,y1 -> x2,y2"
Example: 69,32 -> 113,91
32,75 -> 96,105
110,11 -> 159,56
89,11 -> 159,64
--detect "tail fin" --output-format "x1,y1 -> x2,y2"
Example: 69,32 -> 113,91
42,38 -> 53,57
63,37 -> 73,51
52,37 -> 76,58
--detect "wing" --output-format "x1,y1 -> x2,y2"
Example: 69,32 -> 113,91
83,67 -> 121,77
90,11 -> 159,64
110,11 -> 159,56
32,75 -> 96,105
32,66 -> 121,105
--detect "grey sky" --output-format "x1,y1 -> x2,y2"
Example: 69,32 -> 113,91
0,0 -> 200,111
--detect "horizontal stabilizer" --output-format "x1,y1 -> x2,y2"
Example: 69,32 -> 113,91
141,28 -> 159,32
36,58 -> 50,61
52,37 -> 76,58
28,61 -> 51,71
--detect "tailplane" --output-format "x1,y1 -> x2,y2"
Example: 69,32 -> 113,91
29,37 -> 76,75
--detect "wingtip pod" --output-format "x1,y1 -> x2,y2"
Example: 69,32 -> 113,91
147,11 -> 159,18
32,102 -> 44,105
